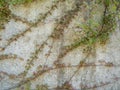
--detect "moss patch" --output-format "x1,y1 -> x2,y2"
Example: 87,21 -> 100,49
0,0 -> 34,29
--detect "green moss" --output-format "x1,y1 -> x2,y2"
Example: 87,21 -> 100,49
0,0 -> 33,29
0,0 -> 33,6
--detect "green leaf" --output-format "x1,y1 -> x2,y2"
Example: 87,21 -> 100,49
104,0 -> 110,6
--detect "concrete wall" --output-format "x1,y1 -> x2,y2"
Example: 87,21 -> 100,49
0,0 -> 120,90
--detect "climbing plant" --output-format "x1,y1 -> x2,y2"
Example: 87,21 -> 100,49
0,0 -> 120,90
65,0 -> 120,52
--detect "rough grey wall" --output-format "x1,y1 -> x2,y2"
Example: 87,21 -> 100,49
0,0 -> 120,90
